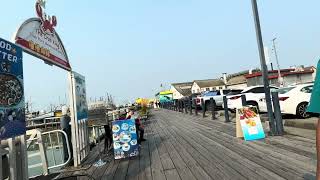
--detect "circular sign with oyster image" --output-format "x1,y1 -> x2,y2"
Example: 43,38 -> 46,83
120,131 -> 131,143
122,143 -> 130,152
0,74 -> 23,107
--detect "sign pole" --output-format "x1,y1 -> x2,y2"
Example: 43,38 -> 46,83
8,138 -> 17,180
251,0 -> 276,135
69,72 -> 79,167
20,135 -> 28,180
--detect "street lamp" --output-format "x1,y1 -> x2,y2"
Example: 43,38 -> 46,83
272,38 -> 284,87
251,0 -> 276,134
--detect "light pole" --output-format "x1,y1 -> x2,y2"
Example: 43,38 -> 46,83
272,38 -> 283,87
251,0 -> 276,134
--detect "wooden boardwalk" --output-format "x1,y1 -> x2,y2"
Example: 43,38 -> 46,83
55,109 -> 316,180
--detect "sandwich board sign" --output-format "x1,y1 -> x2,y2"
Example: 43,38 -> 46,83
112,119 -> 139,159
236,106 -> 265,141
0,38 -> 26,140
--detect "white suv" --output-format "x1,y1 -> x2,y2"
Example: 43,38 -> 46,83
227,85 -> 278,112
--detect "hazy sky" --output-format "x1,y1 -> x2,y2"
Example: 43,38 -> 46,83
1,1 -> 319,110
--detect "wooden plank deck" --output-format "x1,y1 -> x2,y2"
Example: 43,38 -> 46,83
54,109 -> 316,180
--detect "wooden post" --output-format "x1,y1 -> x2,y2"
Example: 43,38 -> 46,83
241,95 -> 247,106
185,100 -> 188,114
223,96 -> 230,123
194,99 -> 198,116
201,99 -> 205,118
210,98 -> 216,120
272,91 -> 284,135
189,97 -> 192,115
182,100 -> 185,113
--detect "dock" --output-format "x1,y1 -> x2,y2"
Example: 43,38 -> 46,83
53,109 -> 316,180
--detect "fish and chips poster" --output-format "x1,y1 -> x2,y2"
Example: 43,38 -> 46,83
112,119 -> 139,159
0,38 -> 26,140
236,106 -> 265,141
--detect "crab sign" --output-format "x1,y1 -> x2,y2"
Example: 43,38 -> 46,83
36,0 -> 57,34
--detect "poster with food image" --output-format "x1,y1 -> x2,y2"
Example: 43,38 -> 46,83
71,72 -> 88,121
236,106 -> 265,141
112,119 -> 139,159
0,38 -> 26,140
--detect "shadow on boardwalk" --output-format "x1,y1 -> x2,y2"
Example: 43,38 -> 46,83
52,109 -> 316,180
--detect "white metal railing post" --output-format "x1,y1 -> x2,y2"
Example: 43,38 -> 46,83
8,137 -> 17,180
37,131 -> 49,175
20,135 -> 28,180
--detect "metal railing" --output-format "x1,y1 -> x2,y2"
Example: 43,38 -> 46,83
26,117 -> 61,130
26,129 -> 71,177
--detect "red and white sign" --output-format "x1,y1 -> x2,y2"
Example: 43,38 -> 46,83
13,0 -> 71,71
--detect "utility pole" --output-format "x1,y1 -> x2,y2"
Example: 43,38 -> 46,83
251,0 -> 276,135
272,38 -> 283,87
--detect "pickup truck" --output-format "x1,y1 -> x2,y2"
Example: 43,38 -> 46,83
196,89 -> 243,110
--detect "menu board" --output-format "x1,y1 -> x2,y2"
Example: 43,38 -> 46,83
0,38 -> 26,140
236,106 -> 265,141
112,119 -> 139,159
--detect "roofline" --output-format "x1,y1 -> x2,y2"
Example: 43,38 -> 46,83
171,82 -> 193,86
245,68 -> 314,79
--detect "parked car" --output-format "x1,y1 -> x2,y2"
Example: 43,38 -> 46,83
259,83 -> 313,118
227,85 -> 279,112
197,89 -> 243,110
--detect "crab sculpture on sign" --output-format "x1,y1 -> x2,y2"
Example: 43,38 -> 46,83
36,0 -> 57,35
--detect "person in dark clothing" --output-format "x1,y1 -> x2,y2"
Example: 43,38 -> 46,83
60,107 -> 72,162
103,124 -> 113,153
126,110 -> 146,144
135,118 -> 146,145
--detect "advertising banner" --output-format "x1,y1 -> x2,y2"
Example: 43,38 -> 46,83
112,119 -> 139,159
0,38 -> 26,140
72,72 -> 88,121
236,106 -> 265,141
14,1 -> 71,71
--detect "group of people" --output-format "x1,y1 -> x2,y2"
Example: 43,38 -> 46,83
104,109 -> 146,153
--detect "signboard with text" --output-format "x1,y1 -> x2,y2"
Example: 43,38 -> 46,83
14,0 -> 71,71
0,38 -> 26,140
